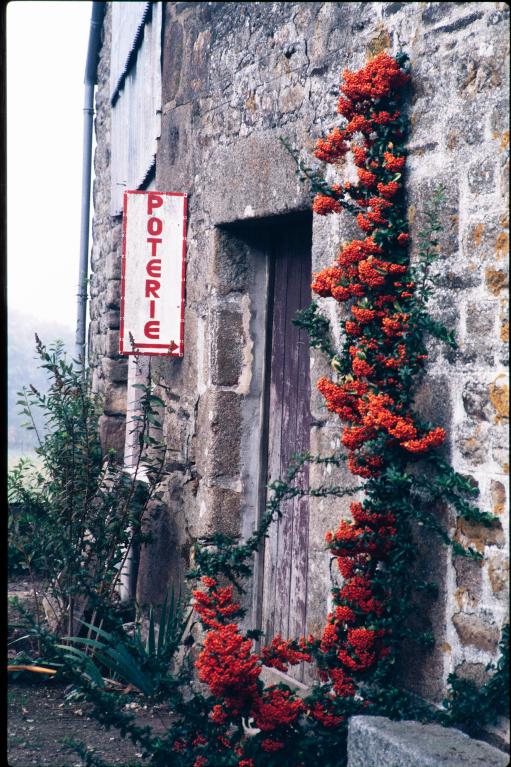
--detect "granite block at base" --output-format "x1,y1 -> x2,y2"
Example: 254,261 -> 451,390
347,716 -> 509,767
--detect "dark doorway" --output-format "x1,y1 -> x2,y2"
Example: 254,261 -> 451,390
218,212 -> 312,678
259,218 -> 312,662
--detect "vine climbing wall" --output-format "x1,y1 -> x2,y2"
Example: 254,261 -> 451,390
88,3 -> 509,746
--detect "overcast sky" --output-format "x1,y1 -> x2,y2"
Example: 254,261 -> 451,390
7,1 -> 93,332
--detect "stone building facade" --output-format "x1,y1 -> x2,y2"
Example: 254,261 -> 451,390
88,0 -> 509,740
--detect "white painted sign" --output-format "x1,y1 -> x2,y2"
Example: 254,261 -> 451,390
120,191 -> 187,356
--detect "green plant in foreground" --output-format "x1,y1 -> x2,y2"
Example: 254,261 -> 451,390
58,591 -> 192,698
8,337 -> 172,640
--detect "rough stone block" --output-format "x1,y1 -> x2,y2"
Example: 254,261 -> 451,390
421,3 -> 457,25
413,375 -> 452,435
382,2 -> 406,17
347,716 -> 509,767
136,496 -> 180,607
210,228 -> 251,296
98,414 -> 126,459
88,319 -> 100,343
102,357 -> 128,384
454,45 -> 506,97
485,267 -> 509,295
305,548 -> 332,636
397,509 -> 450,704
432,267 -> 480,291
489,374 -> 509,421
106,309 -> 120,330
106,249 -> 122,280
206,130 -> 309,226
487,6 -> 510,27
465,300 -> 497,338
111,222 -> 123,251
454,660 -> 491,688
447,339 -> 496,369
106,279 -> 121,309
278,82 -> 305,114
455,516 -> 505,553
446,108 -> 484,147
487,551 -> 509,597
161,16 -> 184,103
490,479 -> 506,516
452,612 -> 500,652
106,329 -> 120,357
197,484 -> 242,538
462,216 -> 508,267
157,104 -> 193,190
499,298 -> 509,342
429,10 -> 484,37
104,383 -> 127,416
492,446 -> 509,475
491,98 -> 510,135
462,380 -> 493,421
210,309 -> 244,386
201,390 -> 242,478
408,172 -> 459,260
468,156 -> 496,194
455,420 -> 491,464
454,555 -> 483,601
308,427 -> 357,549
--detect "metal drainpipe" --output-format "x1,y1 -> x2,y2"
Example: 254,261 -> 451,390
75,1 -> 105,364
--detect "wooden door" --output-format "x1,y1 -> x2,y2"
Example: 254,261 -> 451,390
260,221 -> 311,662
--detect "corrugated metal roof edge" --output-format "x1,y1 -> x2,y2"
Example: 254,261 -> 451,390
110,159 -> 156,218
110,1 -> 152,106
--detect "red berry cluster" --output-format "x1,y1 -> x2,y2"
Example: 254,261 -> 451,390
193,577 -> 308,756
311,51 -> 445,477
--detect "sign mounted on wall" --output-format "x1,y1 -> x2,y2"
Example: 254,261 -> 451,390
120,191 -> 187,356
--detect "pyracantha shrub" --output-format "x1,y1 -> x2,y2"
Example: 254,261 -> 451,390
187,52 -> 504,767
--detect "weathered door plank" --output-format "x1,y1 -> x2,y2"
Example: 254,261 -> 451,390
261,221 -> 311,680
263,249 -> 288,641
274,230 -> 306,640
288,247 -> 311,650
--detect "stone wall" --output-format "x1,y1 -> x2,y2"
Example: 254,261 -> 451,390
88,0 -> 509,725
89,3 -> 128,458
